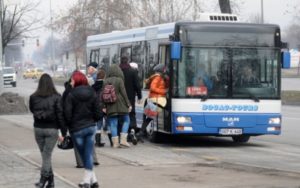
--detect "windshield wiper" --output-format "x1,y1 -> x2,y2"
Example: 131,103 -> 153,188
201,94 -> 209,101
249,93 -> 260,102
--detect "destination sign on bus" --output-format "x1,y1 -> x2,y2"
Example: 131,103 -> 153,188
202,104 -> 259,112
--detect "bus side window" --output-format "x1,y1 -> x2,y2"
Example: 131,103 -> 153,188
90,49 -> 100,65
121,46 -> 132,60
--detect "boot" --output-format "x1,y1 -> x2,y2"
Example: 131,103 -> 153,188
95,133 -> 105,147
135,131 -> 145,143
129,129 -> 138,145
35,175 -> 48,188
120,133 -> 130,148
91,171 -> 99,188
91,182 -> 99,188
45,175 -> 54,188
107,133 -> 113,147
112,136 -> 120,148
78,183 -> 90,188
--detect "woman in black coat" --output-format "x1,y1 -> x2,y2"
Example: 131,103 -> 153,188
29,73 -> 66,188
64,71 -> 101,188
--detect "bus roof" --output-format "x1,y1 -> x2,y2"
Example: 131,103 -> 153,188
87,21 -> 280,48
87,22 -> 175,48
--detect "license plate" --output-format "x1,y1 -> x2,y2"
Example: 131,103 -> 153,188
219,128 -> 242,135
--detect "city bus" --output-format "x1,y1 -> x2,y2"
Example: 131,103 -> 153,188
86,13 -> 282,143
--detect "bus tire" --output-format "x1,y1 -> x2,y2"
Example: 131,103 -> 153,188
232,135 -> 250,143
146,119 -> 161,143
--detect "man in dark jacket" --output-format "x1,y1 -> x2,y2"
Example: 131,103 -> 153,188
119,56 -> 142,133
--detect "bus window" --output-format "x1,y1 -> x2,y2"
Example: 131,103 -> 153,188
146,40 -> 159,78
121,46 -> 131,61
99,48 -> 110,71
90,49 -> 100,65
132,42 -> 144,86
110,45 -> 119,64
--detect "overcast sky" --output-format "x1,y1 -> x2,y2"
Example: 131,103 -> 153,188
8,0 -> 298,57
7,0 -> 298,32
40,0 -> 298,30
238,0 -> 298,29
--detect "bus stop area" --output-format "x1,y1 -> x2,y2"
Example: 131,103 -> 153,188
0,114 -> 299,188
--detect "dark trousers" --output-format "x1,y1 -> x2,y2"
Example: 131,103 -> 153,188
74,144 -> 98,167
129,99 -> 137,129
34,128 -> 58,176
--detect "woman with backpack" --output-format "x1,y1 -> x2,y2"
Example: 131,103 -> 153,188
102,64 -> 132,148
29,73 -> 66,188
64,71 -> 101,188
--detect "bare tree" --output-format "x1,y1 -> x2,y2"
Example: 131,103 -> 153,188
1,1 -> 42,51
284,24 -> 300,48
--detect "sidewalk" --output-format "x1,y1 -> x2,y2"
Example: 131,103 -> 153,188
0,145 -> 72,188
1,114 -> 300,188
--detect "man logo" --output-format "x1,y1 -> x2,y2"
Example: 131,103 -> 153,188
222,117 -> 240,126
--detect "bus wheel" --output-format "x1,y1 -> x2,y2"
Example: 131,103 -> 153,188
146,119 -> 160,143
232,135 -> 250,143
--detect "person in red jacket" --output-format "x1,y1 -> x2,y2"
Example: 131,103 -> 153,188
137,64 -> 168,139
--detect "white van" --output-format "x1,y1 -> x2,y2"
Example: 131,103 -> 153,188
3,67 -> 17,87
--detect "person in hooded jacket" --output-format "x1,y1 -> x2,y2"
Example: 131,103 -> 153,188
64,71 -> 101,188
29,73 -> 66,188
103,64 -> 132,148
119,57 -> 142,133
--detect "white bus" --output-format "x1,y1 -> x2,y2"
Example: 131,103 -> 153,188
86,14 -> 282,143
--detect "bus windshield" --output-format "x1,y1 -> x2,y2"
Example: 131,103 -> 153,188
173,47 -> 280,99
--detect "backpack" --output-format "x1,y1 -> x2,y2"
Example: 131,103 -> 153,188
102,83 -> 117,103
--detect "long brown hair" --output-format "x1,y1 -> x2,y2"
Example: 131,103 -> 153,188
32,73 -> 59,97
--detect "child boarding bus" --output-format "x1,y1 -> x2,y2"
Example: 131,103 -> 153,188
86,13 -> 282,143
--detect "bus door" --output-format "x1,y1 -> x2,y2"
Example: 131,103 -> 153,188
158,44 -> 171,132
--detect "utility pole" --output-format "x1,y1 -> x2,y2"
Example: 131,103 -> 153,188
50,0 -> 55,71
261,0 -> 264,23
0,0 -> 3,91
0,0 -> 3,66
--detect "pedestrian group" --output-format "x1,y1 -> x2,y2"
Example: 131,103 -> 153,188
29,58 -> 168,188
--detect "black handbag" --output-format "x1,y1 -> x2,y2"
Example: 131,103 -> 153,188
57,135 -> 73,150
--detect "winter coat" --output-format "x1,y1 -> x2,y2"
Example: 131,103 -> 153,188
149,73 -> 168,98
64,85 -> 101,133
29,93 -> 67,136
92,79 -> 104,95
119,63 -> 142,104
92,79 -> 105,115
103,64 -> 131,117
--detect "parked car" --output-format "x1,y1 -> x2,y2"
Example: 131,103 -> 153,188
23,68 -> 44,79
3,67 -> 17,87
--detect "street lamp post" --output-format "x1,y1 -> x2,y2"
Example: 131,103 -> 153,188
261,0 -> 264,23
0,0 -> 3,66
50,0 -> 55,72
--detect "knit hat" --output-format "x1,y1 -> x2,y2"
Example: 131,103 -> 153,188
153,64 -> 165,73
88,62 -> 98,69
130,62 -> 138,69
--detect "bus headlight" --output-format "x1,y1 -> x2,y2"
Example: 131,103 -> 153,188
177,116 -> 192,123
268,117 -> 281,124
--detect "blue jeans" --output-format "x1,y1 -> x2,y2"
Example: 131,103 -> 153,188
71,125 -> 96,170
108,115 -> 130,137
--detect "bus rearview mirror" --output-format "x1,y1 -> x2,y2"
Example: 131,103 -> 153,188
171,42 -> 181,60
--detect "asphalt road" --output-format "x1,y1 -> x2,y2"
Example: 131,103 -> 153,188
2,77 -> 300,175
